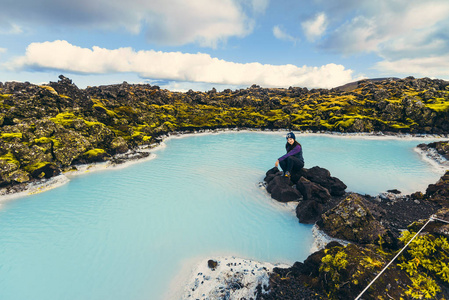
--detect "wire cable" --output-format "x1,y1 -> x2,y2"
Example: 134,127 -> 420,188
354,216 -> 435,300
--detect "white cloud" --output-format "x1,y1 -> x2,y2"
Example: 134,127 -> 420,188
301,12 -> 327,41
322,16 -> 382,54
320,0 -> 449,54
0,48 -> 6,54
0,0 -> 262,48
143,0 -> 255,47
311,0 -> 449,78
0,23 -> 22,35
4,40 -> 357,89
375,55 -> 449,79
272,25 -> 298,43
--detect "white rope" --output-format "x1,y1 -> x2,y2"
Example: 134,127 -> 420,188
432,216 -> 449,224
354,216 -> 435,300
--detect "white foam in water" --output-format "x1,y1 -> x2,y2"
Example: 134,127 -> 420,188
181,256 -> 289,300
414,147 -> 449,173
0,131 -> 447,300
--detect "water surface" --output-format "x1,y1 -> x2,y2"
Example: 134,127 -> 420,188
0,132 -> 444,300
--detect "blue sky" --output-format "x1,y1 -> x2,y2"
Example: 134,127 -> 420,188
0,0 -> 448,91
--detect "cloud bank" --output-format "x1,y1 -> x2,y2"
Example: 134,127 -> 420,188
0,0 -> 265,48
309,0 -> 449,77
5,40 -> 356,89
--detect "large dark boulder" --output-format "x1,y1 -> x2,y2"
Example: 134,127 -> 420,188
295,177 -> 331,223
426,170 -> 449,202
266,175 -> 302,202
264,166 -> 346,222
296,176 -> 331,202
317,193 -> 388,244
295,200 -> 323,224
29,162 -> 61,179
264,167 -> 282,184
302,166 -> 347,196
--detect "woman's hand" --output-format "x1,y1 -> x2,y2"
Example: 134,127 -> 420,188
275,160 -> 279,167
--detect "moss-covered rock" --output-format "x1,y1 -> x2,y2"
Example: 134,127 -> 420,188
81,148 -> 110,162
110,136 -> 128,154
264,242 -> 410,300
318,193 -> 388,244
25,162 -> 60,179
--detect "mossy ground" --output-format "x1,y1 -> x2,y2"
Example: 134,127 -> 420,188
1,76 -> 448,182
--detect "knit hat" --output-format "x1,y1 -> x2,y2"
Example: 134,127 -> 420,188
286,132 -> 295,140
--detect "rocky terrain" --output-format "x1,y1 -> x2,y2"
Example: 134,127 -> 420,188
1,75 -> 449,190
262,163 -> 449,299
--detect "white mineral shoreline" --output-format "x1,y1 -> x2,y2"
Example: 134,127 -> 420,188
164,224 -> 349,300
1,128 -> 447,202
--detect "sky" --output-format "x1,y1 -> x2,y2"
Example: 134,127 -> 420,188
0,0 -> 448,91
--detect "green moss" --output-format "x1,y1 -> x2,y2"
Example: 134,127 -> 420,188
425,99 -> 449,112
33,137 -> 60,148
0,152 -> 19,165
335,117 -> 356,128
390,124 -> 411,129
0,94 -> 12,100
84,120 -> 104,127
398,230 -> 449,299
39,85 -> 58,95
92,98 -> 117,117
291,112 -> 313,123
1,132 -> 22,140
131,131 -> 143,138
114,106 -> 139,116
34,137 -> 52,144
83,148 -> 106,158
24,162 -> 50,173
320,249 -> 349,298
50,112 -> 76,126
319,119 -> 335,130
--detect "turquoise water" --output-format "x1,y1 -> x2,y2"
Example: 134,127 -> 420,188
0,132 -> 444,300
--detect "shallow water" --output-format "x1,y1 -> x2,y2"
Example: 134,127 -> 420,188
0,132 -> 445,300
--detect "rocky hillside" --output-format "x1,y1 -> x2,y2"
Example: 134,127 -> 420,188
1,75 -> 449,188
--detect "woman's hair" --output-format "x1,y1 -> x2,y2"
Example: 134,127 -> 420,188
286,140 -> 301,152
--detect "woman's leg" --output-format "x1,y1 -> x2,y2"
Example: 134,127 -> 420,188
291,156 -> 304,171
285,156 -> 304,173
279,156 -> 304,175
279,159 -> 288,173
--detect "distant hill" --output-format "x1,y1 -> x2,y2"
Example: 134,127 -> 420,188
335,77 -> 400,92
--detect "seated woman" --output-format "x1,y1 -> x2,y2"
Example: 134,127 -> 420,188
275,132 -> 304,177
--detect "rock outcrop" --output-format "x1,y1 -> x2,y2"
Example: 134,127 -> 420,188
264,166 -> 347,224
418,141 -> 449,160
426,170 -> 449,203
264,168 -> 302,202
317,193 -> 389,244
261,167 -> 449,300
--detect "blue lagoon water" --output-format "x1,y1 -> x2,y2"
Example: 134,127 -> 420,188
0,132 -> 445,300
